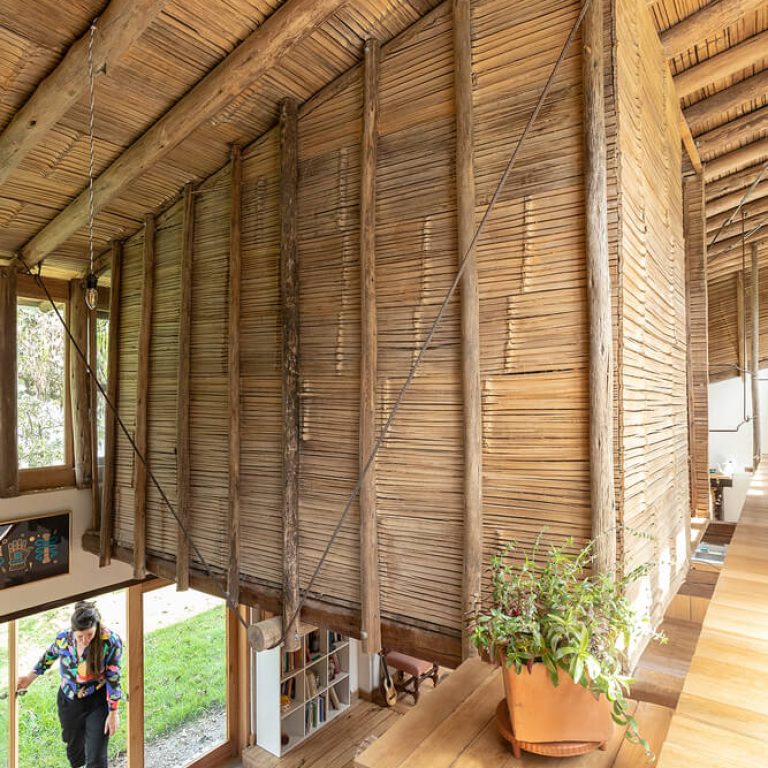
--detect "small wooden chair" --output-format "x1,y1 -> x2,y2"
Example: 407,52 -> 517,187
383,650 -> 440,704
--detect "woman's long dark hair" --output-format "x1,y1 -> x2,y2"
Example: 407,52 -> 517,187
71,601 -> 104,677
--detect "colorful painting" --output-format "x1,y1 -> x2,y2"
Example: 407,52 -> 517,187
0,512 -> 70,588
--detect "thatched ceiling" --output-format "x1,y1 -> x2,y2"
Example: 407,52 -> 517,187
0,0 -> 766,280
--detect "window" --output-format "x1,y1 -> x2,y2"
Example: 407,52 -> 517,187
16,275 -> 74,491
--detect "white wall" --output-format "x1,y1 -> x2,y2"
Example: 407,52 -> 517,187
708,372 -> 768,521
0,487 -> 133,619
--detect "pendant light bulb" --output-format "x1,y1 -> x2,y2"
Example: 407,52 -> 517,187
85,272 -> 99,311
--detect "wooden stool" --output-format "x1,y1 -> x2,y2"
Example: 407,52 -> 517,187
383,650 -> 439,704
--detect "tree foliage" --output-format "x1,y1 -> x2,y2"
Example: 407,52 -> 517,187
17,303 -> 66,468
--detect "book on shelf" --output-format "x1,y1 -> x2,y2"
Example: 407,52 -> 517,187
281,676 -> 297,705
328,685 -> 340,710
305,669 -> 319,699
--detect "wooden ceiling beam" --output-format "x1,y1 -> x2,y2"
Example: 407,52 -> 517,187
684,69 -> 768,129
707,196 -> 768,242
704,137 -> 768,181
675,30 -> 768,99
660,0 -> 765,59
707,177 -> 768,216
20,0 -> 349,270
708,232 -> 768,280
696,105 -> 768,159
706,160 -> 768,199
708,221 -> 768,260
0,0 -> 167,188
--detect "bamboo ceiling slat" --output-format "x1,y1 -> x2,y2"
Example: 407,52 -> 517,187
0,0 -> 443,270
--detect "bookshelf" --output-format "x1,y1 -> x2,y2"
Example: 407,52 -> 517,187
255,627 -> 355,756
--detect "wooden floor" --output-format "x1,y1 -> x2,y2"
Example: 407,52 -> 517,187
355,658 -> 673,768
657,460 -> 768,767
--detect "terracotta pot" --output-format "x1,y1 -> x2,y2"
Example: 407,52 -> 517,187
500,661 -> 614,744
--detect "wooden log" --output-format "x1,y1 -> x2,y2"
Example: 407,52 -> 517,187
705,138 -> 768,182
359,39 -> 382,656
453,0 -> 482,657
684,173 -> 710,521
0,266 -> 17,497
69,279 -> 92,488
660,0 -> 765,59
99,241 -> 122,567
280,98 -> 301,654
126,586 -> 145,768
0,0 -> 167,188
708,196 -> 768,242
675,30 -> 768,99
176,185 -> 194,590
247,616 -> 284,651
228,146 -> 243,607
82,531 -> 462,668
21,0 -> 350,269
709,230 -> 768,278
707,178 -> 768,218
88,302 -> 100,530
707,163 -> 768,201
134,215 -> 155,581
708,218 -> 768,260
752,242 -> 761,468
686,71 -> 768,130
583,0 -> 616,574
737,271 -> 746,376
696,106 -> 768,161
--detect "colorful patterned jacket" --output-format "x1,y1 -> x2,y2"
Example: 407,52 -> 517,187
33,626 -> 123,711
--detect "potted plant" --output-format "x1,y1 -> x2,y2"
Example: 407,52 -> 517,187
470,536 -> 664,758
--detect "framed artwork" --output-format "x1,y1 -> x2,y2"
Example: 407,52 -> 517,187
0,511 -> 70,589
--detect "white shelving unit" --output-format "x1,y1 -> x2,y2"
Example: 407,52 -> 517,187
255,627 -> 355,756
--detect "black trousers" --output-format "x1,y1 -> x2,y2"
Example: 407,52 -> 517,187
57,686 -> 110,768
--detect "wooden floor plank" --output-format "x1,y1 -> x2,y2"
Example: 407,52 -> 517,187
657,459 -> 768,768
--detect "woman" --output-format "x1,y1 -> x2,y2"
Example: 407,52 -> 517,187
16,600 -> 123,768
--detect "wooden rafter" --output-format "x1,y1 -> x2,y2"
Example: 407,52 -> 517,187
708,194 -> 768,237
660,0 -> 765,59
675,30 -> 768,99
705,137 -> 768,181
696,106 -> 768,159
20,0 -> 350,270
707,178 -> 768,217
685,70 -> 768,129
0,0 -> 167,189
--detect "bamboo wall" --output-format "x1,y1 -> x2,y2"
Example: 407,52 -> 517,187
709,268 -> 768,384
614,0 -> 689,620
110,0 -> 691,638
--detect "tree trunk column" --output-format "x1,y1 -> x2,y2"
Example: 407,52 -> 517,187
0,266 -> 17,497
583,0 -> 616,574
752,242 -> 761,468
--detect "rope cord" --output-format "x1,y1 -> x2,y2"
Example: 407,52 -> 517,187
21,265 -> 249,632
278,0 -> 594,648
26,0 -> 591,647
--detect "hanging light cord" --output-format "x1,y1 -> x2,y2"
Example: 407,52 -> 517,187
87,21 -> 97,278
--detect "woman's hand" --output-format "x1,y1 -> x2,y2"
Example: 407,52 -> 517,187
15,672 -> 36,693
104,710 -> 119,736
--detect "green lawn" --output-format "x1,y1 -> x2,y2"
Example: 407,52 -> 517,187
14,604 -> 226,768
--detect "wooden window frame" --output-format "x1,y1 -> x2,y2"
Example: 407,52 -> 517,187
16,274 -> 76,491
127,580 -> 242,768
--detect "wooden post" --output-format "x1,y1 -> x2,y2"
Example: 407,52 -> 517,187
8,621 -> 18,766
360,38 -> 382,656
134,215 -> 155,581
237,606 -> 252,750
100,242 -> 122,566
683,173 -> 710,521
280,98 -> 301,653
228,147 -> 243,607
752,242 -> 761,468
69,279 -> 93,488
176,185 -> 194,590
737,271 -> 745,375
89,303 -> 101,530
583,0 -> 616,574
453,0 -> 483,659
0,266 -> 17,497
126,585 -> 144,768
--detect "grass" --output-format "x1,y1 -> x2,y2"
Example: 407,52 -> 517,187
13,604 -> 227,768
